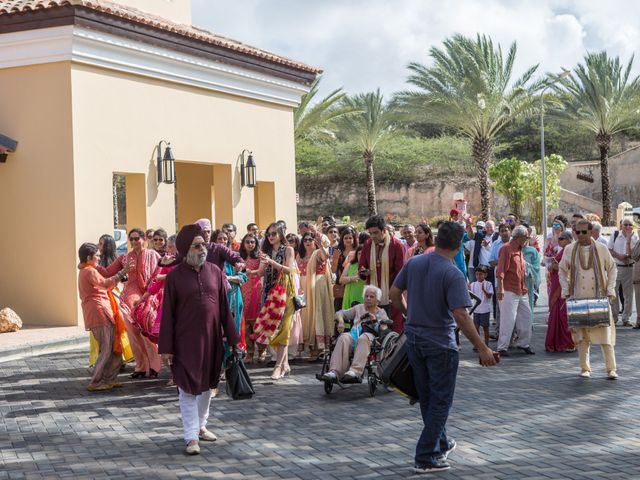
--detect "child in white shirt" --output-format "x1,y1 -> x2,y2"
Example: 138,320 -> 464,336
469,264 -> 493,346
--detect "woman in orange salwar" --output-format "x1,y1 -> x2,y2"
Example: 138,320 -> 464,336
78,243 -> 130,391
99,228 -> 162,379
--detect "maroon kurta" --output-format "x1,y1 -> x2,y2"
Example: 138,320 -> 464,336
158,261 -> 240,395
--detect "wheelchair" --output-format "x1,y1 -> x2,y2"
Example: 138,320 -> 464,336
315,315 -> 399,397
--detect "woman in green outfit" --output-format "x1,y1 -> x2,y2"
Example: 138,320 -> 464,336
340,231 -> 369,310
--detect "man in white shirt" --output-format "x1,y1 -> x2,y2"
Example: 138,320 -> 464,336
464,221 -> 492,282
608,219 -> 639,325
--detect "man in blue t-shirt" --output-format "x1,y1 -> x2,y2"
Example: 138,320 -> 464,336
390,221 -> 498,474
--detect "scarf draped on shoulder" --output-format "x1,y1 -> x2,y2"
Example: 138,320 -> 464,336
568,238 -> 607,298
369,233 -> 390,305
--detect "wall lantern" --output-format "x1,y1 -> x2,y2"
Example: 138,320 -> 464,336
0,133 -> 18,163
157,140 -> 176,184
240,149 -> 257,188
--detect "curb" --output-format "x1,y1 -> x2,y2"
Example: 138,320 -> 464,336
0,335 -> 88,363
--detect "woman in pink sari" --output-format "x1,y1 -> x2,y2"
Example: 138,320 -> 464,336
134,234 -> 178,344
545,232 -> 575,352
239,233 -> 264,363
99,227 -> 162,378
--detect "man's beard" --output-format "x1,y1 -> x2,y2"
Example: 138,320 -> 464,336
186,251 -> 206,268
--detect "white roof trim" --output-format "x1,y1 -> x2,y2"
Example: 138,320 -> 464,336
0,26 -> 310,107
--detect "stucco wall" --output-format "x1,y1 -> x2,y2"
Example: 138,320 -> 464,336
0,62 -> 77,326
71,63 -> 298,235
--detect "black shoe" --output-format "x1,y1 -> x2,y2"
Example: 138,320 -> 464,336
149,368 -> 159,378
414,456 -> 451,474
340,372 -> 361,384
518,346 -> 536,355
497,349 -> 509,357
489,334 -> 498,340
440,439 -> 456,460
130,371 -> 146,379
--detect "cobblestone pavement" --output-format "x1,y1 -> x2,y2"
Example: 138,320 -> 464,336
2,307 -> 640,479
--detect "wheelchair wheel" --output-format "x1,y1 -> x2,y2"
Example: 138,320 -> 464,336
368,376 -> 377,397
324,381 -> 333,394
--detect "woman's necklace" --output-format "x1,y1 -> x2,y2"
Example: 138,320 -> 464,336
578,243 -> 594,271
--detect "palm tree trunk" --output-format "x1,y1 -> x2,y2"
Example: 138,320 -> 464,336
364,150 -> 377,216
472,137 -> 493,220
597,132 -> 613,226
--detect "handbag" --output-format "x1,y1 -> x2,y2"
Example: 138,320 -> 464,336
293,294 -> 306,311
566,297 -> 611,328
225,352 -> 255,400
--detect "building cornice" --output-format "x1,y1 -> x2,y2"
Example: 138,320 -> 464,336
0,25 -> 311,107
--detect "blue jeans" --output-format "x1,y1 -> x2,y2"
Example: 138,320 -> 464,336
405,333 -> 459,466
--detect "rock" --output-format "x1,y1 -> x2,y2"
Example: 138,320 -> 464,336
0,308 -> 22,333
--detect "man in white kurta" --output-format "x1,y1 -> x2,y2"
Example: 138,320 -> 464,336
559,220 -> 618,379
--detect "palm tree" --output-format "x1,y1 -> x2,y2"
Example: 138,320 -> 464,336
551,52 -> 640,225
294,78 -> 351,141
395,34 -> 540,220
336,89 -> 396,216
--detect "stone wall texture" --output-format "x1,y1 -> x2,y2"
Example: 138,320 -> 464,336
297,178 -> 507,220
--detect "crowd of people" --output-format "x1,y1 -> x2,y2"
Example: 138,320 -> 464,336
76,208 -> 639,469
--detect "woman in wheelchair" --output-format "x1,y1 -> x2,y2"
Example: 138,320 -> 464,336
321,285 -> 392,383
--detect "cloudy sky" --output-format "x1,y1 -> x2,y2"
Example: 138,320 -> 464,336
192,0 -> 640,98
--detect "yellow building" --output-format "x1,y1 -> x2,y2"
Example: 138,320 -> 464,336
0,0 -> 320,327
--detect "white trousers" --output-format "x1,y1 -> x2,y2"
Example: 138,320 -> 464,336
178,387 -> 212,443
498,292 -> 532,351
613,266 -> 634,322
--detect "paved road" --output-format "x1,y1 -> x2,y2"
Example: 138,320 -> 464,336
2,305 -> 640,479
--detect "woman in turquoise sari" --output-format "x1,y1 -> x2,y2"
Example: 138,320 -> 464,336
214,230 -> 247,355
522,224 -> 541,324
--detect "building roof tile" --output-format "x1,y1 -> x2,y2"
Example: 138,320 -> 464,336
0,0 -> 322,75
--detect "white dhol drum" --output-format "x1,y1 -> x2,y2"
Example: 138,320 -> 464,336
566,298 -> 611,328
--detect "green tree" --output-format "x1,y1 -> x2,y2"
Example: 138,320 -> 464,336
395,33 -> 541,220
523,154 -> 567,231
335,89 -> 397,216
294,78 -> 353,142
488,157 -> 529,218
551,52 -> 640,225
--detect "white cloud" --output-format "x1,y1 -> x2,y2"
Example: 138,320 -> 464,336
191,0 -> 640,98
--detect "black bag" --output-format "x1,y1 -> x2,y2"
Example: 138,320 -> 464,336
225,353 -> 255,400
378,332 -> 418,402
293,294 -> 306,311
